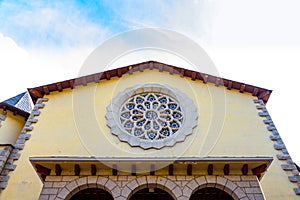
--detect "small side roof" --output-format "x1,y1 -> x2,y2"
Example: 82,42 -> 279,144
0,91 -> 33,118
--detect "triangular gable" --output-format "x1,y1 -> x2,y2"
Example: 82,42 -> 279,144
27,61 -> 272,104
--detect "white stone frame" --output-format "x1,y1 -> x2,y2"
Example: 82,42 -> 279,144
106,83 -> 198,149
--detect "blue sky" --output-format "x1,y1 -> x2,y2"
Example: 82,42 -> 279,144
0,0 -> 115,47
0,0 -> 179,48
2,0 -> 300,48
1,0 -> 300,164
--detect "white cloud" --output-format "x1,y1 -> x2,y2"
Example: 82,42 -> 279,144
211,0 -> 300,45
104,0 -> 216,43
0,33 -> 94,102
205,45 -> 300,164
0,1 -> 110,101
105,0 -> 300,46
0,33 -> 32,101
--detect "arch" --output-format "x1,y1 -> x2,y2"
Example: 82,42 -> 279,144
190,187 -> 234,200
124,176 -> 179,199
55,177 -> 121,200
70,188 -> 113,200
182,176 -> 249,200
129,187 -> 174,200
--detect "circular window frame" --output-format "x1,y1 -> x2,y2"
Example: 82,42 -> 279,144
106,83 -> 198,149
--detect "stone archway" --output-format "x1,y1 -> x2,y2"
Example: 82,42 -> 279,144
182,176 -> 249,200
123,176 -> 179,199
55,177 -> 121,200
190,187 -> 234,200
40,175 -> 263,200
129,187 -> 174,200
70,187 -> 113,200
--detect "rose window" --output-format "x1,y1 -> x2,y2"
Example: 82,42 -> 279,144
120,93 -> 183,140
106,84 -> 198,149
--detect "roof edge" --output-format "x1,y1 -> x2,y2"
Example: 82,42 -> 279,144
29,156 -> 274,163
28,61 -> 272,104
0,102 -> 30,118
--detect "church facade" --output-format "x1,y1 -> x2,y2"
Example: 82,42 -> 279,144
0,61 -> 299,199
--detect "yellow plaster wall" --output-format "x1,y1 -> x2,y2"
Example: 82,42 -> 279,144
0,109 -> 25,145
1,69 -> 298,199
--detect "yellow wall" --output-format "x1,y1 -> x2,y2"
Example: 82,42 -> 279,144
1,69 -> 298,199
0,109 -> 25,145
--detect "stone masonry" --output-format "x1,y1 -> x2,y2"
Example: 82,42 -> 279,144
39,175 -> 265,200
254,99 -> 300,195
0,98 -> 48,190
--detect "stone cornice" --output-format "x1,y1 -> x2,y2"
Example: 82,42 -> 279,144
30,156 -> 272,181
30,156 -> 273,163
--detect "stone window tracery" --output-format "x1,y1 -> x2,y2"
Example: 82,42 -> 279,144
120,92 -> 183,141
106,84 -> 198,149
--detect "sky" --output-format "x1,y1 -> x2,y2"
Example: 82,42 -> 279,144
0,0 -> 300,164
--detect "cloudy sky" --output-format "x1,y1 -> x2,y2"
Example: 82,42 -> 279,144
1,1 -> 300,163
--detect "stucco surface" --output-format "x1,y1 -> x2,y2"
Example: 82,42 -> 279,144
0,110 -> 24,145
1,69 -> 298,199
